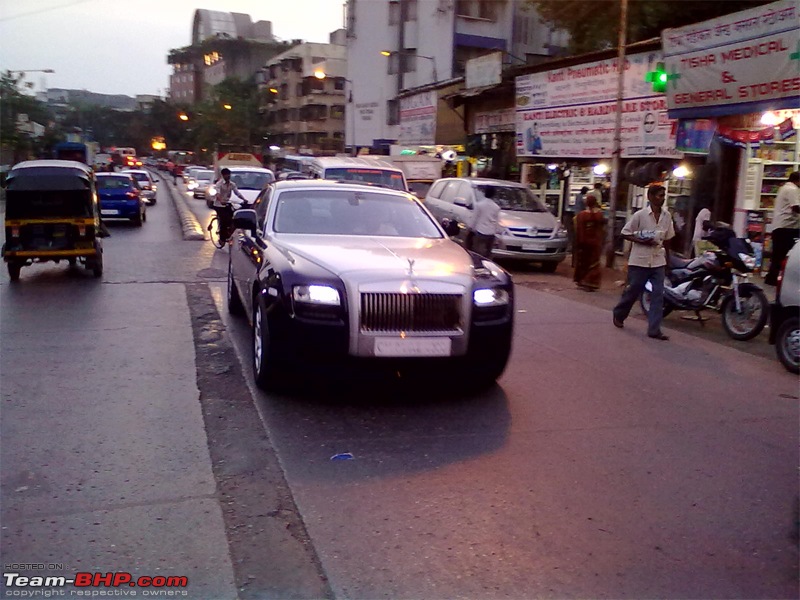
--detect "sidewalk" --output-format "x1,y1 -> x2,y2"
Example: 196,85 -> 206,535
508,254 -> 777,360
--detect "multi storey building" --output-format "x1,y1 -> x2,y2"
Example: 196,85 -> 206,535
259,33 -> 348,155
345,0 -> 568,151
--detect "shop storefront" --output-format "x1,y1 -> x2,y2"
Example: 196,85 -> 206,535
661,0 -> 799,263
514,46 -> 685,250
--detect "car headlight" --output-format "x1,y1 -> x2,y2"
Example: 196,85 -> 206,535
496,226 -> 510,237
293,284 -> 341,306
208,187 -> 217,197
554,225 -> 568,238
738,252 -> 756,270
473,288 -> 509,306
187,182 -> 197,190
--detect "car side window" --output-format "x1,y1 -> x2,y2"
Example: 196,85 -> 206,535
454,182 -> 473,206
439,181 -> 462,204
429,180 -> 446,199
255,186 -> 273,229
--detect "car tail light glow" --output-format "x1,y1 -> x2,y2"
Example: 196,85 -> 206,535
78,225 -> 86,236
10,227 -> 19,238
126,190 -> 140,198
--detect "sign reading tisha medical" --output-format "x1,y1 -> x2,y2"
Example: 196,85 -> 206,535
662,0 -> 800,118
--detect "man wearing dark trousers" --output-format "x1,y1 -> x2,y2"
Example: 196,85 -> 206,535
612,185 -> 675,341
764,171 -> 800,286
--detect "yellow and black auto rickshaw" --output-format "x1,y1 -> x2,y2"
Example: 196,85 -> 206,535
2,160 -> 106,281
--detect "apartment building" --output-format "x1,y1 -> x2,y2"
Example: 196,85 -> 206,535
345,0 -> 568,151
259,33 -> 348,154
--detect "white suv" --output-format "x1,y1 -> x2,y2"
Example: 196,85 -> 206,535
769,240 -> 799,373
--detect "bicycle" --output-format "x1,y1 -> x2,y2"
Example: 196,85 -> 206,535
208,213 -> 232,248
208,201 -> 248,249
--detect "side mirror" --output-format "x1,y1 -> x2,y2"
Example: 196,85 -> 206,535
233,208 -> 259,236
441,218 -> 460,237
453,197 -> 473,209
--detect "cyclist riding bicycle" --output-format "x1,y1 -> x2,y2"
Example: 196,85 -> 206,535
212,168 -> 247,244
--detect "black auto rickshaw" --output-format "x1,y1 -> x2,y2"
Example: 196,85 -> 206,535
2,160 -> 106,280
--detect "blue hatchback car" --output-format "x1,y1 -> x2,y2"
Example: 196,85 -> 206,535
96,173 -> 146,226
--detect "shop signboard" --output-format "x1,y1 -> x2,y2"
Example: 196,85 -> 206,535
661,0 -> 800,118
474,108 -> 516,133
398,91 -> 437,146
466,52 -> 502,90
515,52 -> 681,158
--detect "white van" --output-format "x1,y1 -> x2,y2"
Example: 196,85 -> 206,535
308,156 -> 408,192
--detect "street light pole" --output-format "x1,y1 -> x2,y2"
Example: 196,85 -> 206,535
605,0 -> 628,269
380,51 -> 437,84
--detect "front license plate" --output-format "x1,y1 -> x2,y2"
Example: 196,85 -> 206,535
374,337 -> 452,357
101,209 -> 119,216
523,242 -> 546,251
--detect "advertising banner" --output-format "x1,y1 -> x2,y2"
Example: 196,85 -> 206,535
399,91 -> 437,145
515,52 -> 681,158
474,108 -> 516,133
661,0 -> 800,118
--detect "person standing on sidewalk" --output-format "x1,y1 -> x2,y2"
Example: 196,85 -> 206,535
612,185 -> 675,341
764,171 -> 800,286
468,185 -> 501,258
573,193 -> 605,291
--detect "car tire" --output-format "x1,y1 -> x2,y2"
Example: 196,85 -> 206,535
7,262 -> 21,281
132,212 -> 143,227
253,296 -> 283,391
467,342 -> 511,390
88,247 -> 103,278
142,209 -> 147,223
227,259 -> 244,316
775,316 -> 799,374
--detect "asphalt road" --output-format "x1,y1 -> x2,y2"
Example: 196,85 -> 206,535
1,177 -> 797,599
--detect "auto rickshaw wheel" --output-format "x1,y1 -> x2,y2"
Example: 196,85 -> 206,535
67,258 -> 77,267
7,262 -> 21,281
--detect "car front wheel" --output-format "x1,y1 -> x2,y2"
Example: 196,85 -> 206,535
775,316 -> 800,374
253,297 -> 283,391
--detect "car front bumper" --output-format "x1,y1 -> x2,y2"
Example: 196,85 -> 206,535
491,236 -> 568,262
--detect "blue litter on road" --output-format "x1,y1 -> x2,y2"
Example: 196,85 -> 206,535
330,453 -> 354,461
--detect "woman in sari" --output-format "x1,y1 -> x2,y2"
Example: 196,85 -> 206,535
573,194 -> 606,291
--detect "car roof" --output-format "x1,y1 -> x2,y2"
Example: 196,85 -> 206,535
310,156 -> 402,171
12,159 -> 92,173
271,179 -> 414,199
226,166 -> 273,172
441,177 -> 528,188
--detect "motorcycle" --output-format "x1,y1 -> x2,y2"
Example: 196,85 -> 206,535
640,225 -> 769,341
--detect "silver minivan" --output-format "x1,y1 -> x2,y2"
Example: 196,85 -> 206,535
424,177 -> 568,270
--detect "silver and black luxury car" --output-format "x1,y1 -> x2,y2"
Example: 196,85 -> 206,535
227,179 -> 515,391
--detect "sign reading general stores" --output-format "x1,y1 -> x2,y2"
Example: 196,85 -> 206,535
515,52 -> 681,159
662,0 -> 800,118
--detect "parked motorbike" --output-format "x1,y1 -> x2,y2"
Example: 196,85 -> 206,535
640,225 -> 769,341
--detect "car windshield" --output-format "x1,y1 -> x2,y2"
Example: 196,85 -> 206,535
126,172 -> 149,183
96,176 -> 133,189
272,190 -> 442,237
195,171 -> 214,181
324,168 -> 406,191
476,184 -> 548,212
230,171 -> 274,190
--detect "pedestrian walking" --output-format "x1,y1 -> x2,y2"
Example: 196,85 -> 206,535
612,184 -> 675,341
468,185 -> 501,258
573,193 -> 605,291
692,201 -> 711,257
764,171 -> 799,286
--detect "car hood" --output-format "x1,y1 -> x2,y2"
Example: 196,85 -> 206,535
498,210 -> 558,229
276,235 -> 477,284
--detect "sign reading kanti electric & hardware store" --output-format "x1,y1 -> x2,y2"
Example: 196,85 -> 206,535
662,0 -> 799,118
515,52 -> 681,159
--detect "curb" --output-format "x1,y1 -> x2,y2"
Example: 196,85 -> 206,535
154,172 -> 205,241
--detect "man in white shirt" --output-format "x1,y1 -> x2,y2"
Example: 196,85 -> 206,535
211,168 -> 247,244
764,171 -> 800,286
468,185 -> 501,258
612,184 -> 675,340
692,202 -> 712,257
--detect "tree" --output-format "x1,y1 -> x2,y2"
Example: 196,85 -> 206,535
1,71 -> 53,162
529,0 -> 774,54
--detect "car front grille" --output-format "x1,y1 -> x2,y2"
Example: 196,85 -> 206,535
508,227 -> 553,239
360,293 -> 462,333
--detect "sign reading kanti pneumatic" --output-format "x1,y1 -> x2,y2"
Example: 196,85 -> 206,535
662,0 -> 799,118
515,52 -> 681,158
